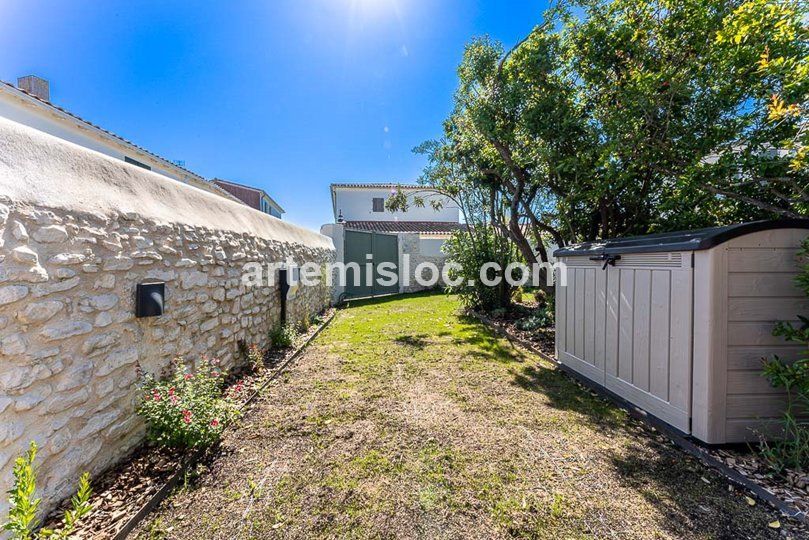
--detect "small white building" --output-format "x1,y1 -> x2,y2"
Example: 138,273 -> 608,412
0,75 -> 240,203
322,183 -> 464,300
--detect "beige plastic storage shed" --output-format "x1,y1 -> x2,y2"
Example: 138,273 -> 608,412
554,220 -> 809,444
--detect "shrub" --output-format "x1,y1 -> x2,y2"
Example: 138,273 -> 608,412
515,309 -> 554,331
246,344 -> 264,372
137,359 -> 241,449
299,315 -> 311,334
268,324 -> 297,350
760,238 -> 809,471
3,441 -> 92,540
443,230 -> 517,312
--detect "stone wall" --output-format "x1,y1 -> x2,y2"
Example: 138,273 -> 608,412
398,232 -> 449,294
0,117 -> 334,519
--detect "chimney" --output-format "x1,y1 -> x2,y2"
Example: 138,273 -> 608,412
17,75 -> 50,102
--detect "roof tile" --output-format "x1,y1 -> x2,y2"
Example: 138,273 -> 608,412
344,221 -> 465,234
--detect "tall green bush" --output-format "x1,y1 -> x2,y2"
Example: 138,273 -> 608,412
443,229 -> 516,312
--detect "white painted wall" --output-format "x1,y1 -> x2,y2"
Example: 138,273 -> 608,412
334,187 -> 459,222
320,223 -> 345,302
418,236 -> 448,257
0,116 -> 331,248
0,88 -> 233,201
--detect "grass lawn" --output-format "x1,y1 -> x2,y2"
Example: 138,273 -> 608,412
136,292 -> 788,539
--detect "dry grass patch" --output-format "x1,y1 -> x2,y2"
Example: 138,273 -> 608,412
135,292 -> 795,539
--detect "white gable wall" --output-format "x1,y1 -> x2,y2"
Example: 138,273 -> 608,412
334,187 -> 459,223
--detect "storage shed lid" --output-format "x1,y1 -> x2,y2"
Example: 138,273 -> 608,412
554,219 -> 809,257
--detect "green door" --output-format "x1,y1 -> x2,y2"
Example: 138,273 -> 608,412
372,232 -> 399,296
344,230 -> 399,298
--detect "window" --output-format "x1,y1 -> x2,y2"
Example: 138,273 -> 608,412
124,156 -> 151,171
372,197 -> 385,212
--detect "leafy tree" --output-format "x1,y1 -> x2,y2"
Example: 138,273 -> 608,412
413,0 -> 808,256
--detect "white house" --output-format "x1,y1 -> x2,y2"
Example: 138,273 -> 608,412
330,183 -> 459,223
321,183 -> 464,300
0,75 -> 240,203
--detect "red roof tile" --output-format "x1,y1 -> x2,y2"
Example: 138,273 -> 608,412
344,221 -> 465,234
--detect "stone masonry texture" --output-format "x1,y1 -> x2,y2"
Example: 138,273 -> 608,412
0,117 -> 335,520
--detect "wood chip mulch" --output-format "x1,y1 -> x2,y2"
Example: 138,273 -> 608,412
711,448 -> 809,517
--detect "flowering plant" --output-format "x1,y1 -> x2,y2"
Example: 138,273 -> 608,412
247,343 -> 264,372
137,358 -> 241,449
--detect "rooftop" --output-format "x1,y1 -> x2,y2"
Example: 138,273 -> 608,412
0,79 -> 240,204
211,178 -> 286,214
344,220 -> 465,235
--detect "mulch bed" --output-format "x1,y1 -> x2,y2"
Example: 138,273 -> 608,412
712,448 -> 809,517
477,302 -> 556,357
485,303 -> 809,527
42,309 -> 334,539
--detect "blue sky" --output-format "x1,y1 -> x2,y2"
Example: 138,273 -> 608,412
0,0 -> 549,231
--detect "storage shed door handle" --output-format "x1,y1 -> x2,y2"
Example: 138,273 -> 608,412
588,253 -> 621,270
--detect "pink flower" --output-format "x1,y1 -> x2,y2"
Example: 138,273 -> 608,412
168,387 -> 176,396
210,419 -> 220,427
182,409 -> 192,424
152,390 -> 161,402
170,395 -> 178,405
184,373 -> 193,381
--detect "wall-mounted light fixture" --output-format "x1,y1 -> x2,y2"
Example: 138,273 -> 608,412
136,282 -> 165,318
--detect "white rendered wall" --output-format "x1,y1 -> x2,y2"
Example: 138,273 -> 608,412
418,237 -> 447,257
0,93 -> 193,186
334,187 -> 459,223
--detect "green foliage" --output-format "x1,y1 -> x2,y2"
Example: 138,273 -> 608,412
443,229 -> 516,312
385,185 -> 443,213
515,306 -> 554,332
3,441 -> 92,540
418,0 -> 808,274
760,238 -> 809,471
4,442 -> 39,540
39,473 -> 92,540
298,314 -> 311,334
269,324 -> 297,350
718,0 -> 808,176
137,359 -> 241,449
247,344 -> 264,372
